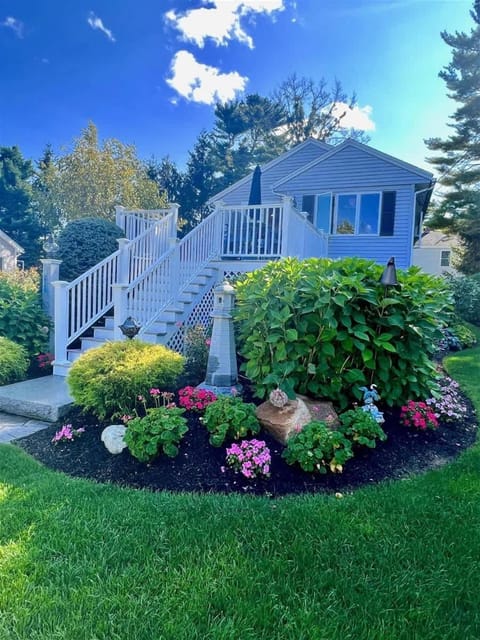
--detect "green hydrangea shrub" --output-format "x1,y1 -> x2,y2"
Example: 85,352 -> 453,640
0,337 -> 29,385
235,257 -> 452,409
282,421 -> 353,474
67,340 -> 184,419
124,407 -> 188,462
338,408 -> 387,448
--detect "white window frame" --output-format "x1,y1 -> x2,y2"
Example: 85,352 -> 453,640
440,250 -> 450,267
333,191 -> 382,236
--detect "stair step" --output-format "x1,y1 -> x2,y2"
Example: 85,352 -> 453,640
0,375 -> 73,422
93,326 -> 115,340
79,337 -> 105,351
67,349 -> 83,363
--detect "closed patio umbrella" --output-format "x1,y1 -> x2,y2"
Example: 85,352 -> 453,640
248,165 -> 262,205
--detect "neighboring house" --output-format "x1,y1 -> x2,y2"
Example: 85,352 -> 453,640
412,228 -> 460,276
51,139 -> 435,375
0,229 -> 24,271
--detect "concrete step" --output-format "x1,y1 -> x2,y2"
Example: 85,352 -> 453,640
79,337 -> 105,351
93,326 -> 115,340
0,375 -> 73,422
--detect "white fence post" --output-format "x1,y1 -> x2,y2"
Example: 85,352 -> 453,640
52,280 -> 70,376
281,196 -> 293,257
112,284 -> 129,340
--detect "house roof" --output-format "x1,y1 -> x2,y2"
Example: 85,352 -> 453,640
209,138 -> 332,204
273,138 -> 434,191
0,229 -> 24,253
414,229 -> 460,249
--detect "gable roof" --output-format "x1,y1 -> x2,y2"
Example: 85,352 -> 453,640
273,138 -> 433,191
0,229 -> 24,253
209,138 -> 332,204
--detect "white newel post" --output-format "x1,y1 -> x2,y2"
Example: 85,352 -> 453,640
281,196 -> 293,257
40,258 -> 62,350
112,284 -> 129,340
168,203 -> 179,239
115,205 -> 126,234
52,280 -> 70,376
117,237 -> 130,283
214,202 -> 225,258
169,238 -> 181,302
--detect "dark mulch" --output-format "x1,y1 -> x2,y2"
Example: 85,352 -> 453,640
16,383 -> 478,497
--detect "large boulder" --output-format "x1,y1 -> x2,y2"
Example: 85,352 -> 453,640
256,395 -> 339,445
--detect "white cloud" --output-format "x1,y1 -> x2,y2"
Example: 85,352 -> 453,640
332,103 -> 376,131
165,0 -> 285,49
1,16 -> 24,38
87,11 -> 115,42
167,50 -> 248,105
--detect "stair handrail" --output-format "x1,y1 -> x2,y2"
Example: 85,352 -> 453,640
120,207 -> 223,334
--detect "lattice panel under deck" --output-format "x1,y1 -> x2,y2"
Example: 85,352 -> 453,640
166,270 -> 242,354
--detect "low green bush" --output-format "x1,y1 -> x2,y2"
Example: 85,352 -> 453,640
235,257 -> 452,409
57,218 -> 124,281
124,407 -> 188,462
282,421 -> 353,473
0,269 -> 50,357
450,319 -> 478,348
445,273 -> 480,326
67,340 -> 184,419
0,337 -> 29,385
201,396 -> 260,447
338,408 -> 387,448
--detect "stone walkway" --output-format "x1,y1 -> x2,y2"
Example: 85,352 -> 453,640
0,412 -> 51,444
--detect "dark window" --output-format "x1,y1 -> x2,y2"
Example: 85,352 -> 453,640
441,250 -> 450,267
380,191 -> 396,236
301,195 -> 315,224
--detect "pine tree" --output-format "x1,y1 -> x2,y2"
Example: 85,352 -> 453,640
425,1 -> 480,273
0,146 -> 45,266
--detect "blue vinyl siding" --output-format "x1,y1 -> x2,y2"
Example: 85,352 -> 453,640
218,140 -> 330,206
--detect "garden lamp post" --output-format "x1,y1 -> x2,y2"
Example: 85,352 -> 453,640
380,257 -> 399,287
42,233 -> 59,258
119,316 -> 141,340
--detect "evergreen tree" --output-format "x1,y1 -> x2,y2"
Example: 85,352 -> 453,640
0,146 -> 45,267
144,156 -> 184,205
425,1 -> 480,273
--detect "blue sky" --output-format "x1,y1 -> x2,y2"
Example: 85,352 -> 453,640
0,0 -> 474,173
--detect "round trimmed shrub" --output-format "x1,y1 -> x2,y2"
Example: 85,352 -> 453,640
0,337 -> 29,385
57,218 -> 124,281
67,340 -> 185,419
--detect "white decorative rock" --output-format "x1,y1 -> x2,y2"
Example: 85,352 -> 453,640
101,425 -> 127,455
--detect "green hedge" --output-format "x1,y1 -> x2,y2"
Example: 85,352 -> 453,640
0,337 -> 29,385
0,269 -> 49,357
235,257 -> 452,409
445,273 -> 480,326
58,217 -> 124,281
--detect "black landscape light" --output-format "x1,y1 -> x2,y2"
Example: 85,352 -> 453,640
119,316 -> 141,339
380,256 -> 399,287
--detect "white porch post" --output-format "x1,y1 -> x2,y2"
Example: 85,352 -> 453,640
281,196 -> 293,257
214,201 -> 225,258
168,203 -> 179,239
112,284 -> 129,340
52,280 -> 70,376
169,238 -> 181,301
117,237 -> 130,283
115,205 -> 126,233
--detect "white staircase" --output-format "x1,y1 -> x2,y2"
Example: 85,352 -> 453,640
51,199 -> 328,376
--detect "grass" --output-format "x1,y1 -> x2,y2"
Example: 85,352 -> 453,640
0,330 -> 479,639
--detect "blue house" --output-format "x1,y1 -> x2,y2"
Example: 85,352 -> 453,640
50,138 -> 434,375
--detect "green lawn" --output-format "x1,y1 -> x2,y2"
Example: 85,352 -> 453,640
1,330 -> 479,640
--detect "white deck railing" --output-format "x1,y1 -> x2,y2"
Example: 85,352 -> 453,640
115,205 -> 177,240
220,204 -> 283,258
